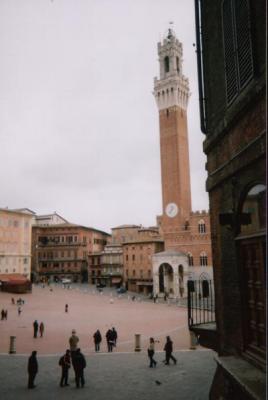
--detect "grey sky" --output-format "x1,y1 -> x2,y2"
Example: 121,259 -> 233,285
0,0 -> 208,233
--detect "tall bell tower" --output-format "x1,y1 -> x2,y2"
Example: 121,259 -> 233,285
154,28 -> 192,235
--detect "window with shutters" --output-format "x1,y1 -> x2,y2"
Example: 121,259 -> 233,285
222,0 -> 254,105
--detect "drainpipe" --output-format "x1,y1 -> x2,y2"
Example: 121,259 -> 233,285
194,0 -> 207,134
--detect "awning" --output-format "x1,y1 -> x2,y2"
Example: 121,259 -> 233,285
136,281 -> 153,286
111,278 -> 122,283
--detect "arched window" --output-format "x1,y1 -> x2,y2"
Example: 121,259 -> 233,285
239,184 -> 266,235
188,253 -> 194,266
200,252 -> 208,266
176,56 -> 180,73
198,219 -> 206,234
164,56 -> 169,73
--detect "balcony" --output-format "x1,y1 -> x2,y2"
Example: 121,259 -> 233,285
187,280 -> 218,351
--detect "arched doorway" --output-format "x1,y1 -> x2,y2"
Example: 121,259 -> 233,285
158,263 -> 174,295
237,183 -> 266,363
178,265 -> 184,297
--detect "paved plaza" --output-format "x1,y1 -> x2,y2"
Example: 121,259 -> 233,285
0,350 -> 216,400
0,284 -> 190,355
0,284 -> 216,399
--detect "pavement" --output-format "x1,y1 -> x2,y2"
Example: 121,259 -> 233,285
0,284 -> 190,354
0,349 -> 216,400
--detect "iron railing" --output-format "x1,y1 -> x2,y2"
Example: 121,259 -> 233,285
187,280 -> 216,329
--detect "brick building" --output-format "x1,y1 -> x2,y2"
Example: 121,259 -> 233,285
32,223 -> 110,282
122,227 -> 164,294
0,208 -> 33,280
194,0 -> 266,398
88,225 -> 163,291
152,29 -> 213,297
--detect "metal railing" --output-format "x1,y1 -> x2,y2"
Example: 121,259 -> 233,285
187,280 -> 216,329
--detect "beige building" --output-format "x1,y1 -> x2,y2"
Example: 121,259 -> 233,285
0,208 -> 33,279
88,244 -> 123,287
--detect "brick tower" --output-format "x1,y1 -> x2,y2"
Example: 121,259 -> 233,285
153,28 -> 192,235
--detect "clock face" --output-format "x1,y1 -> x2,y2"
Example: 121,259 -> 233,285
165,202 -> 178,218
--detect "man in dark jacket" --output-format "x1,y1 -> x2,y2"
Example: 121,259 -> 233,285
105,329 -> 113,352
72,348 -> 86,388
164,336 -> 177,365
33,320 -> 38,338
59,349 -> 71,387
111,327 -> 118,347
93,329 -> 102,352
28,351 -> 38,388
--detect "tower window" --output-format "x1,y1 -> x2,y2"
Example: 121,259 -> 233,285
176,57 -> 180,73
164,56 -> 169,73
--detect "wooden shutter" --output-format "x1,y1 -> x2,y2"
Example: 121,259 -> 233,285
222,0 -> 254,105
223,0 -> 239,104
235,0 -> 254,89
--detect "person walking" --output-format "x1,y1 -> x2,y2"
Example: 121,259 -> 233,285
27,351 -> 38,389
164,336 -> 177,365
72,348 -> 86,388
69,329 -> 79,365
39,322 -> 44,337
93,329 -> 102,352
65,304 -> 68,313
33,320 -> 38,338
105,329 -> 113,352
18,306 -> 22,316
111,327 -> 118,347
147,337 -> 157,368
59,349 -> 71,387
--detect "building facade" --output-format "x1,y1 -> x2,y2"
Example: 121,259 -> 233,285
0,208 -> 33,280
152,29 -> 213,297
32,224 -> 110,282
194,0 -> 266,398
123,232 -> 164,294
88,244 -> 123,287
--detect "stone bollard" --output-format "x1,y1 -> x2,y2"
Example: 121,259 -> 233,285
134,334 -> 141,352
9,336 -> 16,354
189,330 -> 197,350
110,298 -> 114,304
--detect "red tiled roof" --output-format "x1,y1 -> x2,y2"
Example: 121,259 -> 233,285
0,274 -> 28,282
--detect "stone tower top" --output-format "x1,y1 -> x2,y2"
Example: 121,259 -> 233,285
153,30 -> 190,110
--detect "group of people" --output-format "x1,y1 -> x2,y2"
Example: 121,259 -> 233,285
33,320 -> 45,338
91,327 -> 118,352
28,332 -> 177,389
147,336 -> 177,368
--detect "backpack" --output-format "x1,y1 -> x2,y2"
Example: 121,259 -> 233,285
58,356 -> 64,366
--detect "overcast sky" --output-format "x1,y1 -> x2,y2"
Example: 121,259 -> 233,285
0,0 -> 209,233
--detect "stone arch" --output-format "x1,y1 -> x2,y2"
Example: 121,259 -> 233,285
158,263 -> 174,294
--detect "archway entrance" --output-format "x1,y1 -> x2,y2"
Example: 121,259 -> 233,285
158,263 -> 174,295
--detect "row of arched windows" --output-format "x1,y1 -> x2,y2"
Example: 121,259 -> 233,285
188,252 -> 208,266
